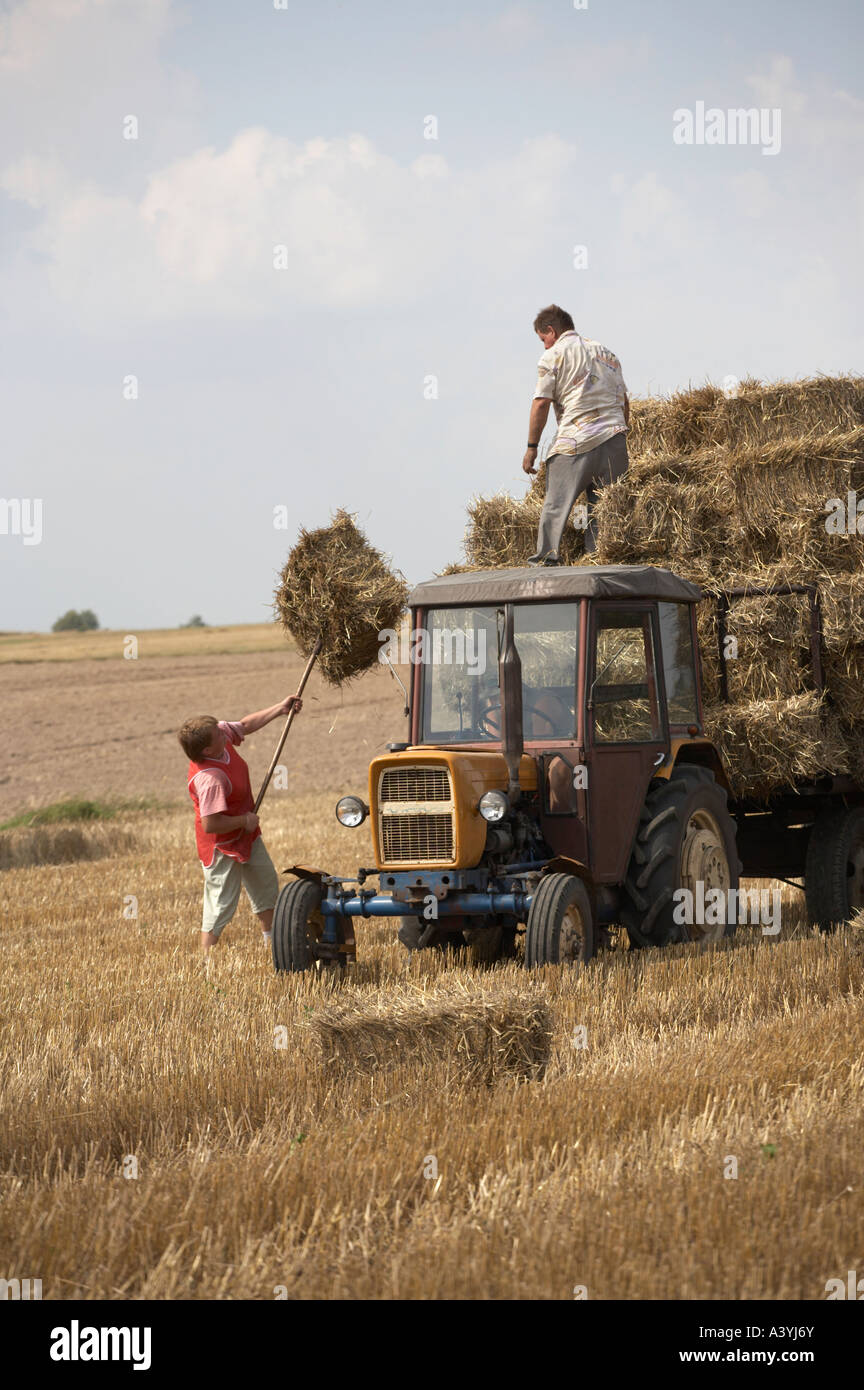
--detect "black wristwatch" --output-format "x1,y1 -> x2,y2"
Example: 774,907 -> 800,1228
527,442 -> 540,449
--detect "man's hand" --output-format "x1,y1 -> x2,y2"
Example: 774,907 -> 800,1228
242,812 -> 260,832
279,695 -> 303,716
522,447 -> 539,475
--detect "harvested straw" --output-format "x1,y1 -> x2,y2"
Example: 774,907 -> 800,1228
274,510 -> 408,685
304,979 -> 552,1084
629,375 -> 864,458
456,374 -> 864,798
589,425 -> 864,582
696,590 -> 810,705
0,824 -> 136,871
824,647 -> 864,725
726,427 -> 864,574
702,563 -> 864,650
703,693 -> 849,800
465,461 -> 585,569
592,465 -> 732,583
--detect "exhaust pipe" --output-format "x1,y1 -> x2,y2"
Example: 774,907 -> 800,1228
498,604 -> 524,805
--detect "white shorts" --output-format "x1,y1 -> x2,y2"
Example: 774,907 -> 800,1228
201,837 -> 279,938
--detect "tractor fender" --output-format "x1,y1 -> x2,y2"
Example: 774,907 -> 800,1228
283,863 -> 328,884
540,855 -> 596,906
655,738 -> 733,796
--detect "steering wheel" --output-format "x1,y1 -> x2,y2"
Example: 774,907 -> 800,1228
477,696 -> 562,737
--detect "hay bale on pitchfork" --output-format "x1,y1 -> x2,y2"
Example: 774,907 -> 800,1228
255,511 -> 408,811
274,509 -> 409,686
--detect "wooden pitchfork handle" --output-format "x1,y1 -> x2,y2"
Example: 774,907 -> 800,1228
253,637 -> 322,812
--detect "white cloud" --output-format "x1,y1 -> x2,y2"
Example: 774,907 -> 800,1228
2,127 -> 578,320
0,0 -> 197,179
746,54 -> 864,151
725,169 -> 780,219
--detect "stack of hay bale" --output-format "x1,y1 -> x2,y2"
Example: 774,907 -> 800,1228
462,376 -> 864,800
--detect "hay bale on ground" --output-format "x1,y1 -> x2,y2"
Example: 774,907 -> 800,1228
703,693 -> 849,800
274,510 -> 408,685
305,980 -> 552,1084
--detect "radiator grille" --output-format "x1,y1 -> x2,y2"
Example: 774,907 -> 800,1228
380,813 -> 454,862
377,763 -> 455,863
380,766 -> 451,802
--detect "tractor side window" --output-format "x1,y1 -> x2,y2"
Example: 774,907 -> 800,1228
658,602 -> 699,725
591,609 -> 661,743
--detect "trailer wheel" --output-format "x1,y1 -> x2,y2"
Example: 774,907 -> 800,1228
272,878 -> 329,973
524,873 -> 594,968
621,765 -> 741,949
804,806 -> 864,930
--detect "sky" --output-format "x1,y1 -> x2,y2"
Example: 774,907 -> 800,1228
1,0 -> 862,631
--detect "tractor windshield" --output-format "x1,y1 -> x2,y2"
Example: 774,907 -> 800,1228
419,602 -> 580,744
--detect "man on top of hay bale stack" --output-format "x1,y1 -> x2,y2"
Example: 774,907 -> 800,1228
524,304 -> 630,565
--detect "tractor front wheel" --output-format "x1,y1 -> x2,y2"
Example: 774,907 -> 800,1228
272,879 -> 351,973
524,873 -> 595,968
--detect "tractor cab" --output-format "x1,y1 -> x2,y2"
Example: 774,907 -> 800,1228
388,564 -> 718,887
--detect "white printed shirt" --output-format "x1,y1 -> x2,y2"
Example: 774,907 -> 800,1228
535,330 -> 628,455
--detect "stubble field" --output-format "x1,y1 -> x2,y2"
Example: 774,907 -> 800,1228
1,628 -> 863,1300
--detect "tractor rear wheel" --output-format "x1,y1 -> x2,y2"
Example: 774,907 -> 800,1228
272,878 -> 341,973
524,873 -> 594,968
621,765 -> 741,949
804,806 -> 864,930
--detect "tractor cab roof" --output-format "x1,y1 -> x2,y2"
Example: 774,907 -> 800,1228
408,564 -> 703,608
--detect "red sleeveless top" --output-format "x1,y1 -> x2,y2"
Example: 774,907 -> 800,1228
188,740 -> 259,868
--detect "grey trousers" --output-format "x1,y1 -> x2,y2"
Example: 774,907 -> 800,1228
530,432 -> 629,561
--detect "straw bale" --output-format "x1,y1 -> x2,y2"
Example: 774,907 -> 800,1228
305,980 -> 552,1084
630,375 -> 864,457
274,510 -> 408,685
703,693 -> 849,801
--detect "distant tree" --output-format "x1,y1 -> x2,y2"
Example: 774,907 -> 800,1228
52,609 -> 99,632
180,615 -> 207,628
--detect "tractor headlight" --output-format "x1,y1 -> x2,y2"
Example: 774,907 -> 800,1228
335,795 -> 368,828
478,790 -> 509,823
